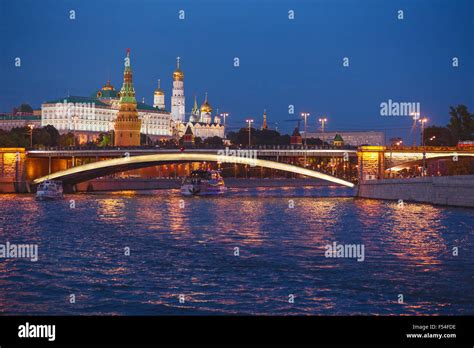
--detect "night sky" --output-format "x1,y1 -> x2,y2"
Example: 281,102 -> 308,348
1,0 -> 473,140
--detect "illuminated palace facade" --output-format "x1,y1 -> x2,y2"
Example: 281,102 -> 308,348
41,52 -> 224,144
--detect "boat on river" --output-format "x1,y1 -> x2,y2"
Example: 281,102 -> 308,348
36,180 -> 64,200
180,170 -> 227,196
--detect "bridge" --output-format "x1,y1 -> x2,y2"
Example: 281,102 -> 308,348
358,146 -> 474,180
1,146 -> 474,192
31,152 -> 355,188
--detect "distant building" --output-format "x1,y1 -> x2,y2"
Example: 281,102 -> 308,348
304,131 -> 385,146
333,134 -> 344,147
0,103 -> 41,131
183,126 -> 195,147
40,51 -> 224,143
178,93 -> 225,140
0,115 -> 41,131
290,126 -> 302,145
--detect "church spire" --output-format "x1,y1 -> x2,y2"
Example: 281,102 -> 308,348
262,109 -> 268,130
192,95 -> 199,115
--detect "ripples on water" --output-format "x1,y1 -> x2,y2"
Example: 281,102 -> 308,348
0,186 -> 473,315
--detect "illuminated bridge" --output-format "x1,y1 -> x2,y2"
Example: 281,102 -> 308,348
358,146 -> 474,181
1,146 -> 474,192
31,152 -> 355,188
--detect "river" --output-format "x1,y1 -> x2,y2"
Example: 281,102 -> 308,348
0,186 -> 472,315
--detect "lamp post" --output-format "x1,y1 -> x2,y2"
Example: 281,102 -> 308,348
221,112 -> 229,127
27,124 -> 34,147
245,119 -> 254,148
301,112 -> 310,146
419,117 -> 428,175
220,112 -> 229,137
143,114 -> 150,146
410,111 -> 420,146
319,117 -> 327,132
301,112 -> 310,167
72,115 -> 78,146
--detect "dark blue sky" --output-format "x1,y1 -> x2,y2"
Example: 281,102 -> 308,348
1,0 -> 473,139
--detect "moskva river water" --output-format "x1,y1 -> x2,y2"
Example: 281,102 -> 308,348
0,186 -> 473,315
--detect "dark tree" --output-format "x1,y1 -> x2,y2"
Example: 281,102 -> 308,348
448,105 -> 473,143
423,126 -> 453,146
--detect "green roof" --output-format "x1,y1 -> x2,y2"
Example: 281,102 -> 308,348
136,101 -> 169,113
0,115 -> 40,121
93,89 -> 119,99
334,134 -> 344,141
44,96 -> 109,107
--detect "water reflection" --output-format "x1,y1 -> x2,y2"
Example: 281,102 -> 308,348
0,188 -> 472,315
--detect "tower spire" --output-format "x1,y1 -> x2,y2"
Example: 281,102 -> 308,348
114,48 -> 141,146
176,56 -> 180,69
262,109 -> 268,130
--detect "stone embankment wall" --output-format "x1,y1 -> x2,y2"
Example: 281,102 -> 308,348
357,175 -> 474,208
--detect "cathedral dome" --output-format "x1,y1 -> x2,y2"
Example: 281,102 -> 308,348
201,101 -> 212,113
173,69 -> 184,81
95,79 -> 118,99
200,93 -> 212,113
154,79 -> 164,95
102,80 -> 115,91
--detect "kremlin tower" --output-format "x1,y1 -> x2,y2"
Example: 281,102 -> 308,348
171,57 -> 185,123
114,49 -> 142,147
262,109 -> 268,130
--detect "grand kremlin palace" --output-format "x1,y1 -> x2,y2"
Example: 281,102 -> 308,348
39,54 -> 224,144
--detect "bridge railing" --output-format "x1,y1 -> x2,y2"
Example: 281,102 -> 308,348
26,144 -> 358,152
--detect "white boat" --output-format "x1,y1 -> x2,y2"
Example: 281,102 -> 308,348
181,170 -> 227,196
36,180 -> 64,200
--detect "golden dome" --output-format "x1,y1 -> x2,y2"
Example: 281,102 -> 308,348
173,57 -> 184,81
201,103 -> 212,113
102,80 -> 115,91
201,93 -> 212,113
154,79 -> 164,95
173,69 -> 184,81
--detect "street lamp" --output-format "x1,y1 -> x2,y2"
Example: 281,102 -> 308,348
220,112 -> 229,137
301,112 -> 310,146
27,124 -> 34,147
142,114 -> 150,146
419,117 -> 428,175
220,112 -> 229,127
245,119 -> 254,148
318,117 -> 327,132
419,117 -> 428,146
410,111 -> 420,146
